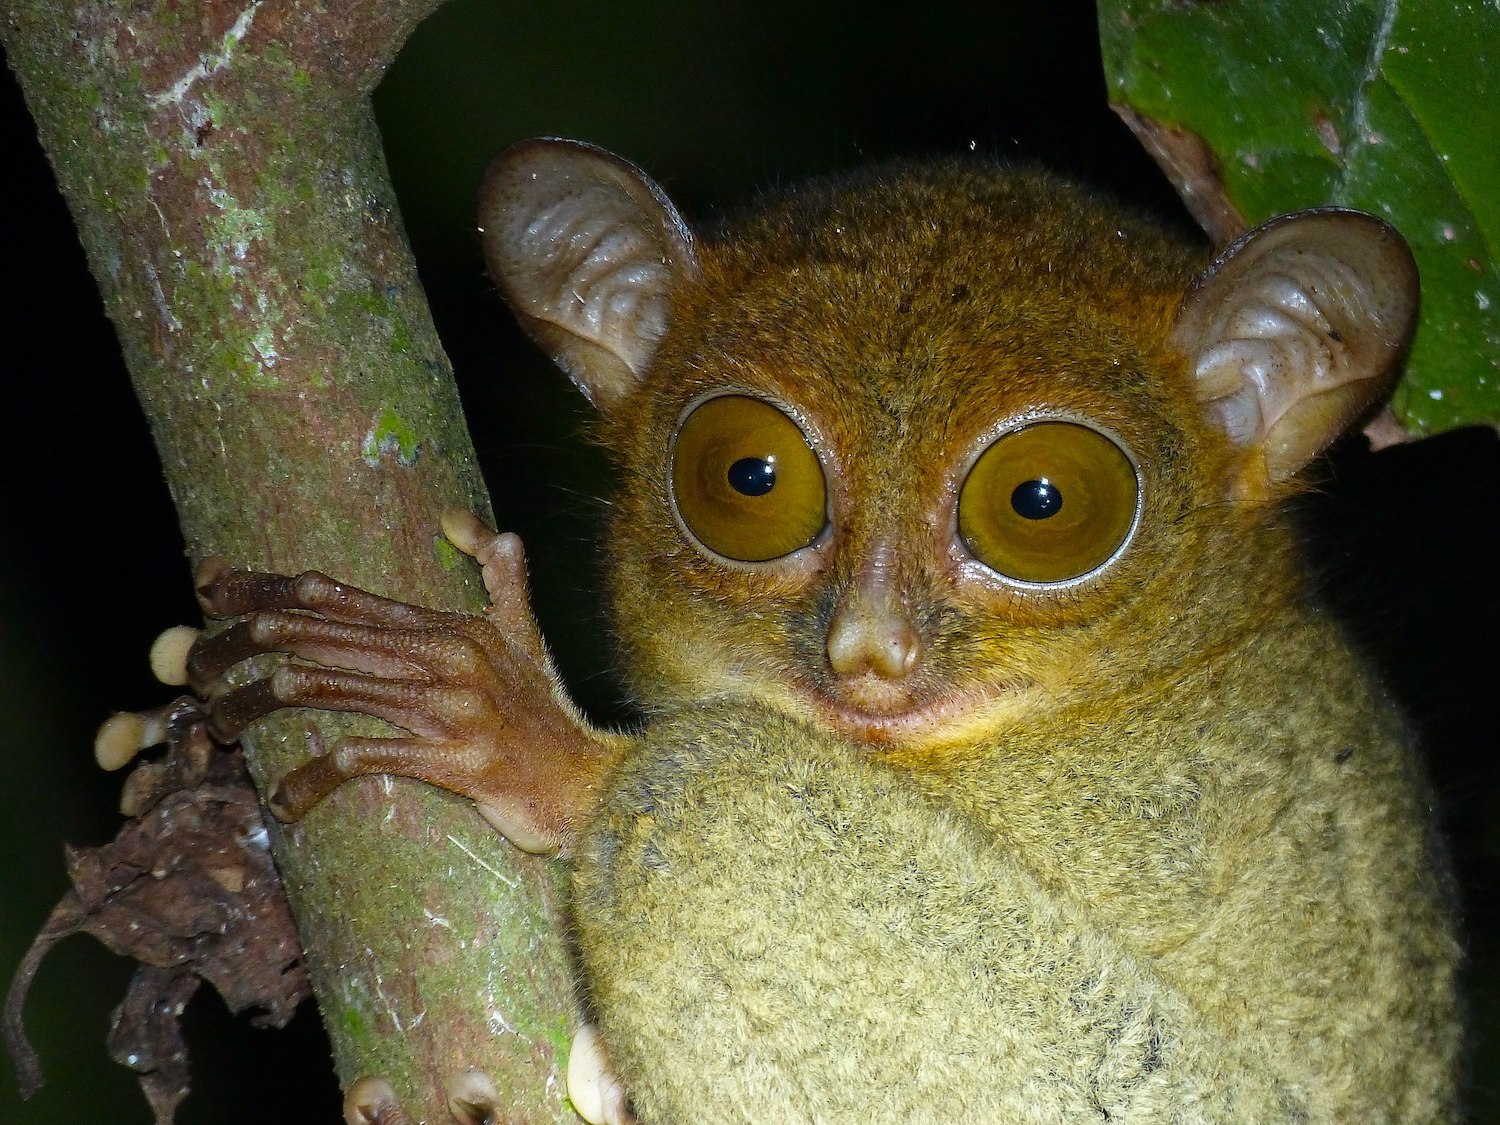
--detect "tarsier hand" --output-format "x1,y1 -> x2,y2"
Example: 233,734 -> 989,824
185,510 -> 623,854
144,512 -> 633,1123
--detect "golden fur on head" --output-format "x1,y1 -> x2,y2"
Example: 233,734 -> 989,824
603,165 -> 1290,749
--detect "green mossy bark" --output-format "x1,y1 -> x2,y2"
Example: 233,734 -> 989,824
0,2 -> 575,1119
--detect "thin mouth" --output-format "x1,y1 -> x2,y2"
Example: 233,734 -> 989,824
805,681 -> 1022,745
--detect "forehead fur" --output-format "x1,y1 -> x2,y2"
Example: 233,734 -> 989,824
711,161 -> 1200,293
648,161 -> 1208,467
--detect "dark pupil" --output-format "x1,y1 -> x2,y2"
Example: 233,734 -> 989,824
1011,478 -> 1062,520
728,457 -> 777,497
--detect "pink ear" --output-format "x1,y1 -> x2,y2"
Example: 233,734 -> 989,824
479,139 -> 699,413
1171,209 -> 1417,484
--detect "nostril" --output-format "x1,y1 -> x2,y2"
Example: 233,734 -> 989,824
827,594 -> 922,681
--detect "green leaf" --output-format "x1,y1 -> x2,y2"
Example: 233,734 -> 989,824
1099,0 -> 1499,435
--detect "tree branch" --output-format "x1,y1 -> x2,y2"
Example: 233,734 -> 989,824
0,1 -> 575,1117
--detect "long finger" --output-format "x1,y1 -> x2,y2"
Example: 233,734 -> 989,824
194,559 -> 440,628
187,613 -> 446,688
205,665 -> 458,743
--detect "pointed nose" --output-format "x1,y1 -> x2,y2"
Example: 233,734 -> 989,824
827,595 -> 922,679
826,547 -> 923,681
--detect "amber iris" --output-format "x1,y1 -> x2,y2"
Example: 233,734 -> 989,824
958,421 -> 1138,584
672,395 -> 828,562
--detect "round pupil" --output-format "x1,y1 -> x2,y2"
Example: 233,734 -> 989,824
728,457 -> 777,497
1011,478 -> 1062,520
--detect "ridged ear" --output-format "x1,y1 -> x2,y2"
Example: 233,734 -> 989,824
1171,209 -> 1418,486
479,138 -> 699,413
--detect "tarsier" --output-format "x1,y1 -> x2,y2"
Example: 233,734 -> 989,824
183,140 -> 1460,1122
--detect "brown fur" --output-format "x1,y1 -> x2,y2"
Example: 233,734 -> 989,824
557,162 -> 1460,1120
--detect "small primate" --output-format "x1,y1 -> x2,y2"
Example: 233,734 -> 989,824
183,141 -> 1459,1122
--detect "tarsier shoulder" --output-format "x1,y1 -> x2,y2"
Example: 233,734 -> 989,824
198,140 -> 1460,1122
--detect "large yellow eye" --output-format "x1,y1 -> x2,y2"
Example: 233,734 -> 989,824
958,421 -> 1139,585
671,395 -> 828,562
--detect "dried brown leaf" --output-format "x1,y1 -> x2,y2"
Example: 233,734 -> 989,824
3,699 -> 309,1123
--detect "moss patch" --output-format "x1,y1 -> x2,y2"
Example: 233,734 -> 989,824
362,407 -> 422,466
